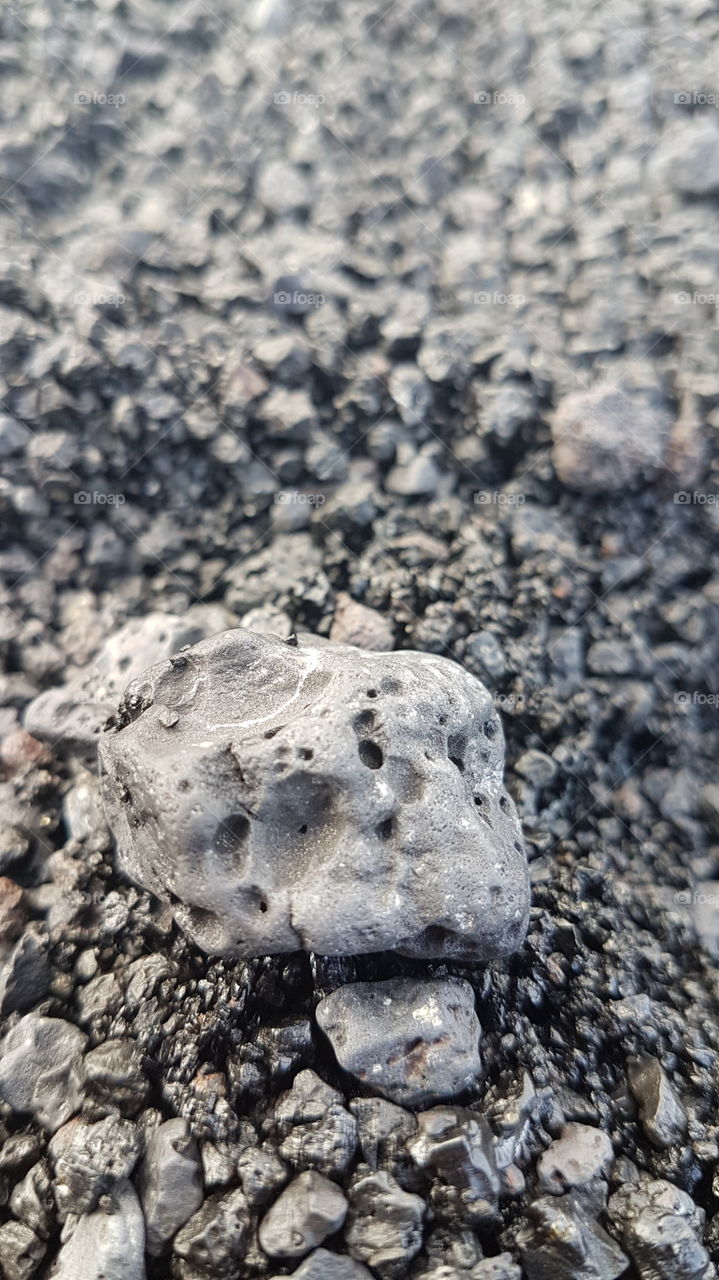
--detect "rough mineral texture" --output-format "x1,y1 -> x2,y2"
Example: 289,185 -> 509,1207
99,628 -> 529,960
316,979 -> 484,1108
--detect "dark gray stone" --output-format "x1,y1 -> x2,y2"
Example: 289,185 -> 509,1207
258,1170 -> 348,1259
100,628 -> 528,961
316,978 -> 483,1107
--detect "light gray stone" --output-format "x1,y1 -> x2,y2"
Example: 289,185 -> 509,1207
258,1170 -> 348,1259
551,384 -> 671,493
316,978 -> 483,1108
50,1180 -> 145,1280
99,628 -> 528,961
137,1118 -> 203,1255
0,1013 -> 87,1132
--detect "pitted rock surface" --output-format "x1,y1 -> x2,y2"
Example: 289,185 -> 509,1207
99,628 -> 529,960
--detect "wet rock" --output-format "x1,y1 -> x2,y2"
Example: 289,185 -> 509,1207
550,384 -> 671,492
408,1106 -> 500,1224
172,1187 -> 251,1274
537,1123 -> 614,1210
345,1169 -> 425,1274
316,978 -> 483,1108
628,1057 -> 687,1150
49,1114 -> 140,1219
268,1069 -> 358,1177
513,1194 -> 629,1279
329,594 -> 394,651
137,1117 -> 203,1255
269,1248 -> 373,1279
258,1170 -> 348,1259
0,1013 -> 87,1132
100,629 -> 528,961
0,1220 -> 45,1280
50,1179 -> 145,1280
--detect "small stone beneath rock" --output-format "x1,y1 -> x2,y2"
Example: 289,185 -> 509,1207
316,978 -> 483,1108
329,594 -> 394,651
628,1057 -> 687,1150
137,1117 -> 203,1255
0,1013 -> 87,1132
259,1170 -> 348,1259
0,922 -> 50,1013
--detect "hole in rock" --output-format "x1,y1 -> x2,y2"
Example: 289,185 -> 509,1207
381,677 -> 403,695
214,813 -> 250,860
499,794 -> 510,811
448,733 -> 467,772
474,795 -> 483,805
259,899 -> 268,913
358,739 -> 384,769
178,779 -> 191,791
483,720 -> 497,739
264,727 -> 280,739
298,824 -> 308,835
353,710 -> 376,734
366,688 -> 378,698
298,748 -> 313,760
376,817 -> 394,840
513,840 -> 523,852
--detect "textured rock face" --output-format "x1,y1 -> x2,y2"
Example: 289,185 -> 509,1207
99,628 -> 529,960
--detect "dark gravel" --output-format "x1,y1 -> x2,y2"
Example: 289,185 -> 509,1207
1,0 -> 719,1277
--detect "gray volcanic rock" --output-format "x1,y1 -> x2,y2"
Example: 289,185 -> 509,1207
50,1179 -> 146,1280
99,628 -> 529,960
316,978 -> 483,1108
137,1118 -> 204,1255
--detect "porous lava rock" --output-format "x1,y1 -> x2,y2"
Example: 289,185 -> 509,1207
99,628 -> 529,960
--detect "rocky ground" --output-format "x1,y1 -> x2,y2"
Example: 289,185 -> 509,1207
1,0 -> 719,1276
